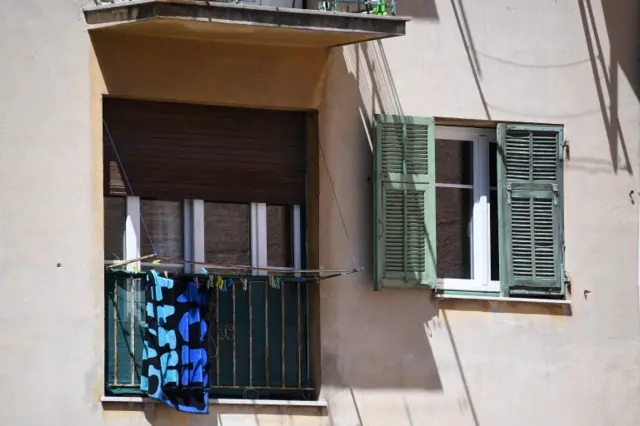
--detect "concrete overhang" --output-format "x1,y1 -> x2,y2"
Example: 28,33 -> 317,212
83,0 -> 410,47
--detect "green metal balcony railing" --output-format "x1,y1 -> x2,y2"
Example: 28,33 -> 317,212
96,0 -> 397,16
317,0 -> 396,15
105,271 -> 313,401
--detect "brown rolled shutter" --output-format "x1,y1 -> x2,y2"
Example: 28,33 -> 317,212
103,98 -> 306,205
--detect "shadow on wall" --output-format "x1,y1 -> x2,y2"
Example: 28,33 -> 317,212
90,30 -> 329,111
448,0 -> 638,175
315,32 -> 493,426
395,0 -> 439,19
102,402 -> 326,425
318,38 -> 443,394
577,0 -> 639,175
447,0 -> 490,120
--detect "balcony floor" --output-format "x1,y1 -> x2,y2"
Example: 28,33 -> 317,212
84,0 -> 409,47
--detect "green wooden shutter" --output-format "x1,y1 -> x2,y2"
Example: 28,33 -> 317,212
497,124 -> 565,297
374,115 -> 436,289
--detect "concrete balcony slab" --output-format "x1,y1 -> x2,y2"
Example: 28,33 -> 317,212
83,0 -> 409,47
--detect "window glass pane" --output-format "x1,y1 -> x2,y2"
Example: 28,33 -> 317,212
205,202 -> 250,265
436,188 -> 472,279
489,142 -> 498,188
267,205 -> 293,267
489,143 -> 500,280
140,200 -> 183,258
104,196 -> 125,261
436,139 -> 473,185
490,189 -> 500,280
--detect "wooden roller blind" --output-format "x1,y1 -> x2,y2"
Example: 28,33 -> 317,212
103,98 -> 307,205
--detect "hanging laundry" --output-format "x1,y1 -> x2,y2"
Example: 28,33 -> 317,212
141,270 -> 210,414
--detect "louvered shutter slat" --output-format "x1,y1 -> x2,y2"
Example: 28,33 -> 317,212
374,115 -> 436,289
498,124 -> 565,296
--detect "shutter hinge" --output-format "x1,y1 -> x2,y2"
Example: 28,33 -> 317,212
552,183 -> 559,206
506,182 -> 512,205
563,243 -> 570,294
562,139 -> 569,161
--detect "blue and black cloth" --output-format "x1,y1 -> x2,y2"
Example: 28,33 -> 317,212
141,270 -> 210,414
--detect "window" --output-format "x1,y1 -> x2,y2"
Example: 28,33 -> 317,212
434,127 -> 499,293
103,198 -> 311,399
373,116 -> 566,299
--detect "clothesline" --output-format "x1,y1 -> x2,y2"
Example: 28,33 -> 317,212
103,119 -> 362,283
105,253 -> 363,278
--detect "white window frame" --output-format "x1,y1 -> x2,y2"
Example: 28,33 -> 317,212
104,199 -> 302,274
251,203 -> 302,275
435,126 -> 500,293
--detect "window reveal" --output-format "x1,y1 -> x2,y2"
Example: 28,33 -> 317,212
102,98 -> 311,401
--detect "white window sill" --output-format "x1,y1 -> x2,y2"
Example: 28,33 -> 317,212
101,395 -> 327,408
434,293 -> 571,305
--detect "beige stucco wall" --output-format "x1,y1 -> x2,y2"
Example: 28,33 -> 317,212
319,1 -> 640,425
0,1 -> 639,426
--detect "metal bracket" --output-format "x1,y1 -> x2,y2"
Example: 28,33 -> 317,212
562,139 -> 570,161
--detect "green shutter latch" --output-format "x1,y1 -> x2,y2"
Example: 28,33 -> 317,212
552,183 -> 559,206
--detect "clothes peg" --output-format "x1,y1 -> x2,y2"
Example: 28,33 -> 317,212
223,278 -> 233,292
202,269 -> 211,290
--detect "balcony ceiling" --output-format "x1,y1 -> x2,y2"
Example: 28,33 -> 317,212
83,0 -> 410,47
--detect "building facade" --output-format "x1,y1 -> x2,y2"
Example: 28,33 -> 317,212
1,0 -> 639,425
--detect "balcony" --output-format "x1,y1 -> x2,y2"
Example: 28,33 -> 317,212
105,271 -> 314,400
83,0 -> 408,48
